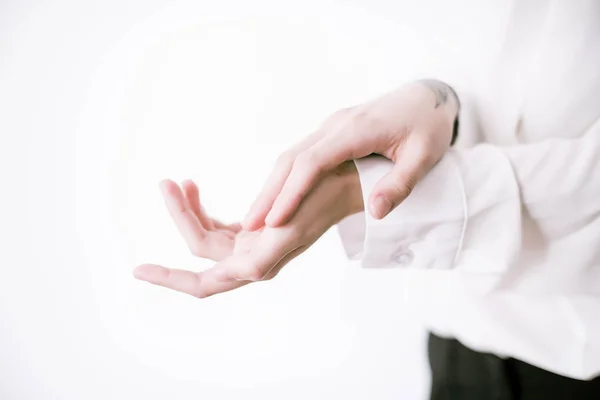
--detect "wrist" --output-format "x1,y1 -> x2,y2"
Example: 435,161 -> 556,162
296,161 -> 364,240
406,79 -> 460,146
336,161 -> 364,218
413,79 -> 460,117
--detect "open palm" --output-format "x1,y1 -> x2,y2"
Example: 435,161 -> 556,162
133,179 -> 300,297
159,179 -> 251,261
133,161 -> 359,298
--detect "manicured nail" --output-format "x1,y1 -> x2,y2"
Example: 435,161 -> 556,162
370,195 -> 392,219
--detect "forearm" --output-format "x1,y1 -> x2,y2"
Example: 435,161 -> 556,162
336,161 -> 364,218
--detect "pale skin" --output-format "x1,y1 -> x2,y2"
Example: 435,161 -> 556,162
133,162 -> 363,297
243,80 -> 459,228
134,80 -> 458,296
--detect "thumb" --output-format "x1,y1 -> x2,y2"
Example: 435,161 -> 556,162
216,228 -> 298,282
368,138 -> 433,219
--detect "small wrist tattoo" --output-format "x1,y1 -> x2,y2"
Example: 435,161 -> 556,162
417,79 -> 460,110
417,79 -> 461,146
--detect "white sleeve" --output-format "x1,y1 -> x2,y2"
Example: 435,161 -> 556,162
337,118 -> 600,295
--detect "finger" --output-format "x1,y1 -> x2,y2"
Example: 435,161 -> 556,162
264,136 -> 358,227
368,136 -> 435,219
264,112 -> 382,228
133,264 -> 249,298
160,179 -> 208,253
181,179 -> 215,230
216,229 -> 297,282
242,131 -> 324,231
242,156 -> 293,231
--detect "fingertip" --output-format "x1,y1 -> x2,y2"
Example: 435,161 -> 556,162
242,216 -> 262,232
265,208 -> 287,228
264,214 -> 276,227
242,205 -> 269,231
132,266 -> 145,280
133,264 -> 166,282
159,179 -> 177,196
180,180 -> 197,201
369,194 -> 392,220
133,264 -> 151,280
159,179 -> 173,188
241,214 -> 253,229
181,179 -> 197,190
368,204 -> 381,220
264,209 -> 279,226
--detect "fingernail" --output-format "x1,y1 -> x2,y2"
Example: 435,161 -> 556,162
370,195 -> 392,219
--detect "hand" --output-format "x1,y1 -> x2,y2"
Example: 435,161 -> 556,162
133,179 -> 253,298
133,162 -> 363,298
243,79 -> 459,230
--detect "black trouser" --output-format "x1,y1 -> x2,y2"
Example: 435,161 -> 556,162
428,332 -> 600,400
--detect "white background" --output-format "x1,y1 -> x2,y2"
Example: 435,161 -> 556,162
0,1 -> 507,399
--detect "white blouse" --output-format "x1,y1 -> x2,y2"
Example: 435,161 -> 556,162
338,0 -> 600,379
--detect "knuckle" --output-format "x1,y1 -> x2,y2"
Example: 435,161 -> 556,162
276,150 -> 296,167
392,174 -> 416,199
350,107 -> 388,135
294,151 -> 315,167
328,107 -> 353,123
350,108 -> 373,126
295,150 -> 324,174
